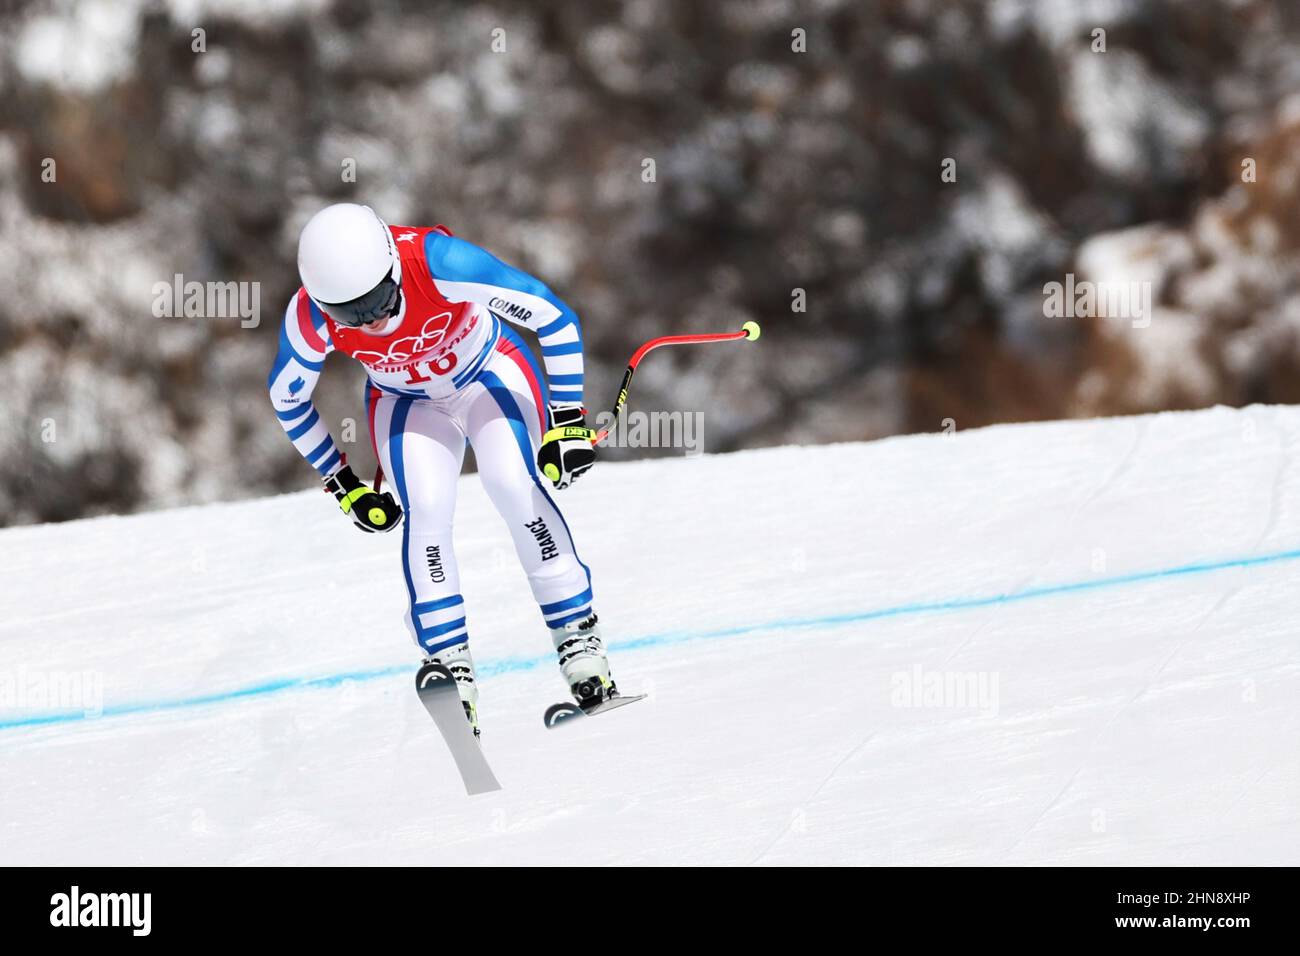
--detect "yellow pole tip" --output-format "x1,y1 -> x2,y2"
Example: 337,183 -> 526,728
544,464 -> 560,481
742,320 -> 761,341
368,508 -> 387,525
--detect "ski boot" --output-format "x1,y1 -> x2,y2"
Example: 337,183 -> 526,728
551,614 -> 617,707
424,642 -> 480,737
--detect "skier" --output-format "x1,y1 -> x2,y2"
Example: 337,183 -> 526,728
269,203 -> 617,733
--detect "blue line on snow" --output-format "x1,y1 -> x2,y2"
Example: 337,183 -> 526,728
4,545 -> 1300,734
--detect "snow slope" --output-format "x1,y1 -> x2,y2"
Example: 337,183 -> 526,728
2,405 -> 1299,865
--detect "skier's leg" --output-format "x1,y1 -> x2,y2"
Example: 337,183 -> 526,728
463,333 -> 615,703
372,393 -> 481,722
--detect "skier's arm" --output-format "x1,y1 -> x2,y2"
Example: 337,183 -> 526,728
267,291 -> 344,477
423,233 -> 585,407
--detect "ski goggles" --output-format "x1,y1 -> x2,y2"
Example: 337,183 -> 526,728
316,267 -> 402,327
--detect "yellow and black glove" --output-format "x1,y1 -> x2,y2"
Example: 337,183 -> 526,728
537,405 -> 597,490
324,464 -> 403,533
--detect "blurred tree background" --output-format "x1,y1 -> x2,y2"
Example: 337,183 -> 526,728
1,0 -> 1299,524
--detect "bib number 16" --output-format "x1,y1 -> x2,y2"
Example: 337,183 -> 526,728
404,352 -> 457,384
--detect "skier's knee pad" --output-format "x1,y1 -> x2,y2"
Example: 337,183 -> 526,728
478,470 -> 537,513
400,488 -> 455,529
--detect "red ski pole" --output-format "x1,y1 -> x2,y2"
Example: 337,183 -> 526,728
373,320 -> 761,488
593,321 -> 761,445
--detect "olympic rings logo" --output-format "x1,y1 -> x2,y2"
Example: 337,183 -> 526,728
352,312 -> 453,369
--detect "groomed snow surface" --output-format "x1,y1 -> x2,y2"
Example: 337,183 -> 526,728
2,405 -> 1298,865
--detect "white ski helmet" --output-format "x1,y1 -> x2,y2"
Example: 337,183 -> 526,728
297,203 -> 403,326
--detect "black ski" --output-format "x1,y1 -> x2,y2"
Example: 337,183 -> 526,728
543,692 -> 646,729
415,662 -> 501,795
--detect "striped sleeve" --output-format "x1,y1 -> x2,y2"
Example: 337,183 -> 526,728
423,232 -> 584,406
267,290 -> 343,477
